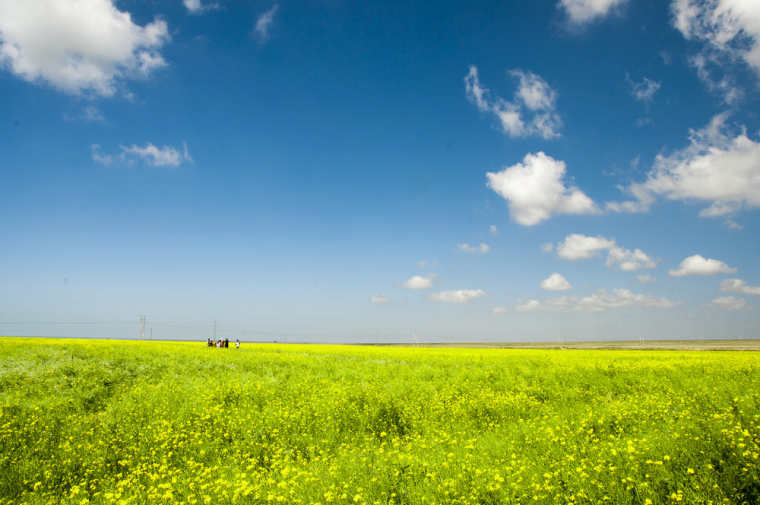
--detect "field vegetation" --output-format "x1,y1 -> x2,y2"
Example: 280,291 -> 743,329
1,338 -> 759,505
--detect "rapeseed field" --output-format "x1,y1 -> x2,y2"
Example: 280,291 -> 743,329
1,338 -> 758,505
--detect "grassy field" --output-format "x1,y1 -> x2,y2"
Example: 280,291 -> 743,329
1,338 -> 759,505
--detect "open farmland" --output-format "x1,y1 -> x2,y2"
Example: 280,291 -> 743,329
1,338 -> 759,505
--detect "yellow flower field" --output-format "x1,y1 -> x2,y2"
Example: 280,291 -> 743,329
1,338 -> 758,505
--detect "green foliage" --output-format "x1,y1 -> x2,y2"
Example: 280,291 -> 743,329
0,338 -> 759,505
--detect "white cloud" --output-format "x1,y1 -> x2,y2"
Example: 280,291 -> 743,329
428,289 -> 486,304
559,0 -> 628,25
556,233 -> 615,260
0,0 -> 169,96
720,278 -> 760,295
672,0 -> 760,80
115,142 -> 192,167
517,288 -> 678,312
458,242 -> 490,254
608,113 -> 760,218
402,275 -> 433,290
465,66 -> 562,140
711,296 -> 747,310
487,152 -> 597,226
183,0 -> 219,14
541,273 -> 572,291
512,69 -> 558,111
370,295 -> 390,304
254,4 -> 279,42
91,144 -> 113,166
555,233 -> 656,271
516,300 -> 542,312
605,245 -> 657,271
489,225 -> 499,236
725,219 -> 743,230
690,53 -> 742,105
637,274 -> 656,284
492,306 -> 508,314
626,73 -> 661,102
669,254 -> 737,277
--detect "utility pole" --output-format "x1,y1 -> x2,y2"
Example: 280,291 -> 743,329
150,327 -> 153,340
139,315 -> 146,339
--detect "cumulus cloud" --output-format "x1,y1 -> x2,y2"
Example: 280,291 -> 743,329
605,245 -> 658,271
370,295 -> 390,304
711,296 -> 747,310
183,0 -> 219,14
556,234 -> 615,260
487,152 -> 597,226
254,4 -> 279,42
558,0 -> 628,25
626,73 -> 661,103
428,289 -> 486,304
516,288 -> 677,312
669,254 -> 737,277
465,66 -> 562,140
637,274 -> 656,284
720,278 -> 760,295
607,113 -> 760,219
541,273 -> 572,291
555,233 -> 656,271
458,243 -> 490,254
402,275 -> 433,290
672,0 -> 760,99
0,0 -> 169,96
118,142 -> 192,167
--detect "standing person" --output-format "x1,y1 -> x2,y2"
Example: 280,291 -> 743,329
235,339 -> 240,349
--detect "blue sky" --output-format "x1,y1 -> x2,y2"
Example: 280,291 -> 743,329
1,0 -> 759,341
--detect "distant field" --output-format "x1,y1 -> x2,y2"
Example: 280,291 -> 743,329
369,339 -> 760,351
1,338 -> 759,505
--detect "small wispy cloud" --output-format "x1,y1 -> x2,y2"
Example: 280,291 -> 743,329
428,289 -> 486,304
91,141 -> 192,167
120,142 -> 192,167
711,296 -> 747,311
465,66 -> 562,140
558,0 -> 628,26
515,288 -> 677,312
626,73 -> 661,103
184,0 -> 220,14
720,279 -> 760,295
254,4 -> 279,42
457,243 -> 490,254
370,295 -> 390,304
91,144 -> 113,166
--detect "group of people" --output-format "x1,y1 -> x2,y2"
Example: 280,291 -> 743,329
207,338 -> 240,349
